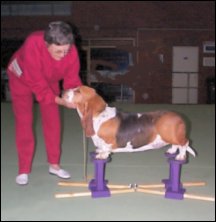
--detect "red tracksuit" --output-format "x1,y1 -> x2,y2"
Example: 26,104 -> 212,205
7,31 -> 82,174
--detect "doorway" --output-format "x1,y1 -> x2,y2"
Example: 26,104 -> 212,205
172,46 -> 199,104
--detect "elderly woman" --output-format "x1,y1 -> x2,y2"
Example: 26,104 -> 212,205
7,21 -> 82,185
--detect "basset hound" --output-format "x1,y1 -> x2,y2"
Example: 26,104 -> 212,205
64,85 -> 196,160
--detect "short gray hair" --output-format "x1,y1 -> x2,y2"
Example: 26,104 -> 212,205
44,21 -> 74,45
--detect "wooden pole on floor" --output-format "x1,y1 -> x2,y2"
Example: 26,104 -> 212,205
58,181 -> 206,189
55,187 -> 215,201
136,188 -> 215,202
55,189 -> 134,198
56,181 -> 214,201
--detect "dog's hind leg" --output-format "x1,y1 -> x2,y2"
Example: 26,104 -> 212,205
176,141 -> 196,160
167,142 -> 196,160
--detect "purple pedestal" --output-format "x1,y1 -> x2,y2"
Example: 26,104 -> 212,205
88,152 -> 111,198
162,152 -> 178,189
162,152 -> 187,200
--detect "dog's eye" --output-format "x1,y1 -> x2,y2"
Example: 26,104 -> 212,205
73,89 -> 81,96
75,89 -> 80,93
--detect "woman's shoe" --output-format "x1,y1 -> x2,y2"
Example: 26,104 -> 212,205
49,167 -> 71,179
16,174 -> 28,185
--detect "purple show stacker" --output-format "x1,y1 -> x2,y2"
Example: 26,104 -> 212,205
88,152 -> 111,198
162,152 -> 187,200
88,151 -> 188,200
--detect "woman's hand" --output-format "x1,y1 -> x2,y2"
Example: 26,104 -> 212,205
55,96 -> 77,109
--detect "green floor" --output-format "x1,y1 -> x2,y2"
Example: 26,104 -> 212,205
1,102 -> 215,221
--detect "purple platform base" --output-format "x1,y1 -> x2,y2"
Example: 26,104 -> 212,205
89,179 -> 111,198
165,187 -> 185,200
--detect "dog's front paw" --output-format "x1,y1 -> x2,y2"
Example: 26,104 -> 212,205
95,152 -> 110,159
166,145 -> 178,154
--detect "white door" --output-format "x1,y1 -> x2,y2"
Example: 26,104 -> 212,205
172,46 -> 199,104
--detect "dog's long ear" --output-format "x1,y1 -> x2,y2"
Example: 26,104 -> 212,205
81,102 -> 95,137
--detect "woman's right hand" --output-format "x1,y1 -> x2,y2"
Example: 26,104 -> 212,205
55,96 -> 77,109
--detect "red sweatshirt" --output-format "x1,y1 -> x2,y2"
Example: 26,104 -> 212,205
7,31 -> 82,104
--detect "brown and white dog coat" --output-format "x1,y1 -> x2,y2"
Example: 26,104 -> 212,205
65,86 -> 196,160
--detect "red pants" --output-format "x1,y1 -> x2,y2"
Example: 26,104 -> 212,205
8,73 -> 61,174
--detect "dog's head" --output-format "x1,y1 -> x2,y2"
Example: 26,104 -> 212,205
67,85 -> 107,137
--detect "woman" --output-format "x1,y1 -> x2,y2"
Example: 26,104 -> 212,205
7,21 -> 82,185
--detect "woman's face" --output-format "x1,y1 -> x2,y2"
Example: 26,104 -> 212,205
47,43 -> 71,61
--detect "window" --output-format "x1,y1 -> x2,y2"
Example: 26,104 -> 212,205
91,48 -> 133,79
1,2 -> 71,16
203,41 -> 215,54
